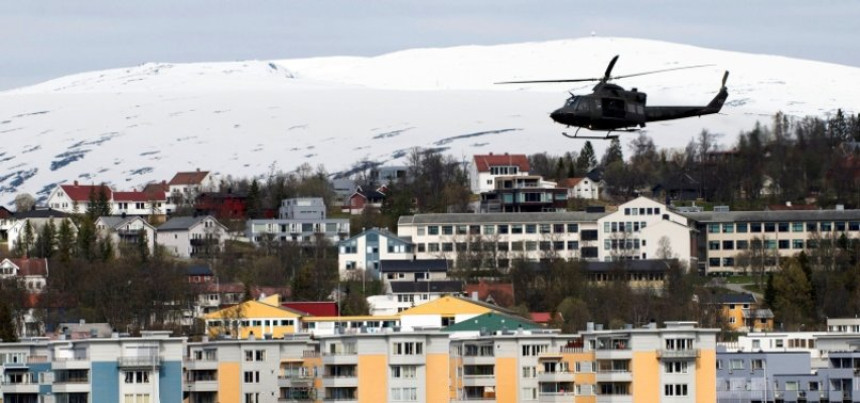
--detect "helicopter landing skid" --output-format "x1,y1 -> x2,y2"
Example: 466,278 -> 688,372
562,127 -> 638,140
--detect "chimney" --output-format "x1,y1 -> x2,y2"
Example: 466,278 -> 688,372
73,180 -> 79,186
471,291 -> 479,301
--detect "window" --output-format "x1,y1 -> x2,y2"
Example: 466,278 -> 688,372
521,344 -> 548,356
778,222 -> 789,232
392,342 -> 424,355
722,223 -> 734,233
792,222 -> 804,232
522,366 -> 536,378
483,225 -> 495,235
124,371 -> 151,384
708,241 -> 720,250
750,223 -> 762,232
736,223 -> 748,233
124,394 -> 151,403
751,359 -> 765,370
664,384 -> 688,396
722,258 -> 735,267
511,225 -> 523,234
764,223 -> 775,232
390,387 -> 418,401
567,223 -> 579,233
792,239 -> 804,249
521,387 -> 538,400
428,226 -> 439,235
553,224 -> 565,233
442,225 -> 453,235
391,365 -> 417,378
665,361 -> 688,373
244,393 -> 260,403
245,350 -> 266,361
243,371 -> 260,383
709,258 -> 720,267
821,222 -> 832,232
539,224 -> 551,234
722,240 -> 734,250
498,225 -> 509,234
708,224 -> 720,233
778,240 -> 790,249
737,240 -> 749,250
525,224 -> 537,234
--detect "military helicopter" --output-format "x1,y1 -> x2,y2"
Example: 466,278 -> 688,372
497,55 -> 729,139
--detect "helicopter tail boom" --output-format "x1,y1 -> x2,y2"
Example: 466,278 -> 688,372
644,71 -> 729,123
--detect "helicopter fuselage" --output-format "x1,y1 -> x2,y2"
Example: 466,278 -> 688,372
550,84 -> 648,130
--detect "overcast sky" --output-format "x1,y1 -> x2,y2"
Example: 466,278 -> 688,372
1,1 -> 857,90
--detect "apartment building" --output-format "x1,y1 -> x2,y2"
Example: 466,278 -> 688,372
469,153 -> 531,194
0,331 -> 183,403
246,197 -> 350,246
397,211 -> 603,269
684,209 -> 860,274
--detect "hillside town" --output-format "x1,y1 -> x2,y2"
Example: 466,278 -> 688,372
0,132 -> 858,403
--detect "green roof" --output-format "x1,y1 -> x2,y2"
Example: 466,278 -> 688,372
442,312 -> 541,333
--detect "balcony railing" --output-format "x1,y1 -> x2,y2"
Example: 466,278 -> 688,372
119,355 -> 161,367
657,349 -> 699,359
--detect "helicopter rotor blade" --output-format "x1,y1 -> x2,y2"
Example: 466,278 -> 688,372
722,71 -> 729,87
609,64 -> 715,81
495,78 -> 601,84
602,55 -> 620,82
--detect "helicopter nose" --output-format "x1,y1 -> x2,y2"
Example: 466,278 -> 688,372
550,109 -> 564,122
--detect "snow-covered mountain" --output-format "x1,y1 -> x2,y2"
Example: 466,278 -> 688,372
1,37 -> 858,206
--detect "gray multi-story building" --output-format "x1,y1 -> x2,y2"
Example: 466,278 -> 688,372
246,197 -> 349,245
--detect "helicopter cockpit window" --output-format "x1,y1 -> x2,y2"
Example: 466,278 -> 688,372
565,96 -> 578,107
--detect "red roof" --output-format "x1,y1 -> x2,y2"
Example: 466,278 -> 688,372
59,183 -> 112,202
168,171 -> 209,186
530,312 -> 562,324
464,281 -> 515,308
5,258 -> 49,277
559,177 -> 584,188
113,191 -> 165,202
473,154 -> 530,173
282,302 -> 339,317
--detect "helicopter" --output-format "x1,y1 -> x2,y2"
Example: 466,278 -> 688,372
497,55 -> 729,139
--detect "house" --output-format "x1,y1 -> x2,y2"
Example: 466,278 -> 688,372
583,259 -> 675,290
561,176 -> 601,200
478,175 -> 568,213
379,259 -> 449,283
95,216 -> 157,257
194,191 -> 248,220
45,181 -> 113,214
341,185 -> 386,215
156,215 -> 228,258
337,227 -> 414,279
464,281 -> 515,308
0,205 -> 14,243
0,258 -> 49,337
6,209 -> 73,253
247,197 -> 349,245
443,311 -> 541,336
714,293 -> 774,332
185,264 -> 214,284
166,169 -> 216,211
203,294 -> 304,339
367,280 -> 464,316
469,153 -> 531,194
397,295 -> 509,331
112,190 -> 167,216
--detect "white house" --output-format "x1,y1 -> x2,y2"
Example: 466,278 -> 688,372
337,227 -> 414,279
561,176 -> 602,200
596,196 -> 694,267
469,153 -> 531,194
166,170 -> 216,211
7,209 -> 74,253
366,280 -> 463,316
156,215 -> 228,258
0,258 -> 48,337
95,216 -> 157,257
45,181 -> 167,216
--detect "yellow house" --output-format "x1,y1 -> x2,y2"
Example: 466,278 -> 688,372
398,295 -> 504,330
716,293 -> 774,332
203,294 -> 304,339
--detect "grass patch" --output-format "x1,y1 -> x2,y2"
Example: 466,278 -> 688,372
725,275 -> 754,284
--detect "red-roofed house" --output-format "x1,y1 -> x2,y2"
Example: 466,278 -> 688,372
530,312 -> 563,326
469,153 -> 531,193
46,181 -> 113,213
282,301 -> 339,317
464,281 -> 515,308
113,190 -> 167,215
0,258 -> 49,337
167,170 -> 216,211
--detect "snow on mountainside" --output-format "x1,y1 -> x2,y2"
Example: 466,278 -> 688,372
1,37 -> 858,207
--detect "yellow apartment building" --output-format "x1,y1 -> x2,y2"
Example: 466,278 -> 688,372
202,294 -> 304,339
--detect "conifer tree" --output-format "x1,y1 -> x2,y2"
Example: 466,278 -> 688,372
0,303 -> 17,342
56,219 -> 75,263
601,137 -> 624,167
576,141 -> 597,173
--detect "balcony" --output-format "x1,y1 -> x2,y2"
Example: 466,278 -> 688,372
185,358 -> 218,371
596,395 -> 633,403
539,392 -> 576,402
185,380 -> 218,392
595,370 -> 632,382
537,370 -> 574,383
656,349 -> 699,359
278,373 -> 314,388
462,374 -> 496,387
1,377 -> 40,394
119,355 -> 161,368
52,356 -> 90,370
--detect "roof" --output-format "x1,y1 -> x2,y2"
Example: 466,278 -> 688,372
390,280 -> 463,294
443,312 -> 540,333
472,154 -> 530,173
96,215 -> 152,230
399,295 -> 506,316
281,301 -> 339,317
530,312 -> 559,324
583,259 -> 676,273
717,293 -> 757,305
157,215 -> 222,231
113,190 -> 164,202
766,204 -> 819,211
13,208 -> 70,219
203,298 -> 304,320
379,259 -> 449,273
185,264 -> 214,276
559,178 -> 584,188
58,183 -> 112,202
681,209 -> 860,223
398,211 -> 607,225
464,281 -> 515,308
168,170 -> 210,186
0,258 -> 48,277
340,227 -> 413,246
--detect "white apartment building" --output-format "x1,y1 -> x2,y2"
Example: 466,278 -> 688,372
338,228 -> 415,279
469,153 -> 531,194
247,197 -> 350,245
